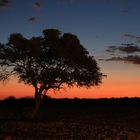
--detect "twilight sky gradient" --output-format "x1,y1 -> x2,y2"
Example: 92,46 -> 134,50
0,0 -> 140,99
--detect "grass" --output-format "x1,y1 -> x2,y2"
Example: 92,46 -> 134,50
0,97 -> 140,139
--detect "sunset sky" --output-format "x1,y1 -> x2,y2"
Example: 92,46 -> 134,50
0,0 -> 140,99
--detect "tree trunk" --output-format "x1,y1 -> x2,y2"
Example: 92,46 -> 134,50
34,87 -> 39,99
31,95 -> 42,119
31,88 -> 44,119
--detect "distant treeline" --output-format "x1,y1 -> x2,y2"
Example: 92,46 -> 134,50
0,96 -> 140,107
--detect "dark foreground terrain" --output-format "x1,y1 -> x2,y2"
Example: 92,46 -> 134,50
0,97 -> 140,140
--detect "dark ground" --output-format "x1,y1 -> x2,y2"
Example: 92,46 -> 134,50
0,97 -> 140,140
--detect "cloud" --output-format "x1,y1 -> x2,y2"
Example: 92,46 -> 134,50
123,34 -> 137,39
121,6 -> 131,14
103,33 -> 140,66
121,9 -> 129,14
123,33 -> 140,42
119,44 -> 140,53
103,44 -> 140,65
123,34 -> 136,38
28,17 -> 38,23
33,2 -> 41,9
0,0 -> 10,8
105,57 -> 123,61
106,44 -> 140,54
106,46 -> 118,53
105,55 -> 140,65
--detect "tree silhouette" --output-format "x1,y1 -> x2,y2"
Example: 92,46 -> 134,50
0,29 -> 105,118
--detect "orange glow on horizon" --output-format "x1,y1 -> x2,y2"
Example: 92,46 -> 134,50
0,77 -> 140,99
0,62 -> 140,99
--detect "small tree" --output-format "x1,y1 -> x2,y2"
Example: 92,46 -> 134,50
0,29 -> 105,118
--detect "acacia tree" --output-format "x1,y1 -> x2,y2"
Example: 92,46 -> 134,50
0,29 -> 105,118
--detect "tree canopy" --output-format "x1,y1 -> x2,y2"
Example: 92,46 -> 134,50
0,28 -> 105,117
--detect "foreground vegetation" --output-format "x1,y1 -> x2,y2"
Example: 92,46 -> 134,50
0,97 -> 140,140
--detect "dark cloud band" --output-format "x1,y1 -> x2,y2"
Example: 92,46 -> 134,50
106,44 -> 140,54
33,2 -> 41,9
0,0 -> 9,8
105,55 -> 140,65
28,17 -> 37,22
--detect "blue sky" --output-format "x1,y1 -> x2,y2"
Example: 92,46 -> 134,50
1,0 -> 140,54
1,0 -> 140,98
